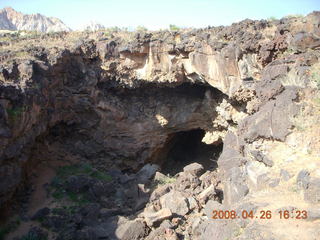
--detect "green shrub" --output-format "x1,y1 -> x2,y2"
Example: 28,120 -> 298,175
6,106 -> 24,118
169,24 -> 180,31
267,16 -> 277,21
155,175 -> 176,186
0,218 -> 21,240
6,106 -> 26,124
50,163 -> 112,205
285,14 -> 304,18
136,25 -> 148,32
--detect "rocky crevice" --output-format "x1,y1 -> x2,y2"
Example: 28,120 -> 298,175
0,11 -> 320,240
0,46 -> 241,208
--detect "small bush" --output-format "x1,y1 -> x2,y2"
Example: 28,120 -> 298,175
285,14 -> 304,19
0,218 -> 21,240
155,175 -> 176,185
136,25 -> 148,32
267,16 -> 277,21
6,106 -> 26,124
50,163 -> 112,205
169,24 -> 180,31
6,106 -> 24,118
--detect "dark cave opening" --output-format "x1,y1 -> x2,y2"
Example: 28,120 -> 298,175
160,129 -> 223,176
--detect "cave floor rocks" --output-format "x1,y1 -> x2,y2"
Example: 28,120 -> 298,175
1,136 -> 223,240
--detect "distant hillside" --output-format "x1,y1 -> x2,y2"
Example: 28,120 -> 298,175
0,7 -> 71,32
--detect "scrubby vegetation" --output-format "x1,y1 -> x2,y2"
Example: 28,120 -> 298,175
154,174 -> 176,186
49,163 -> 112,206
0,217 -> 21,240
169,24 -> 180,31
136,25 -> 148,32
267,16 -> 278,21
285,14 -> 304,18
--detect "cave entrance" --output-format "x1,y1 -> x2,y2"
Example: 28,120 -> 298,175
160,129 -> 223,176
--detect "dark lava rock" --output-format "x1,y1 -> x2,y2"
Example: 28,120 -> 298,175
251,150 -> 274,167
65,175 -> 90,193
280,169 -> 292,181
240,88 -> 300,142
79,203 -> 101,226
296,170 -> 310,190
31,207 -> 51,221
304,178 -> 320,203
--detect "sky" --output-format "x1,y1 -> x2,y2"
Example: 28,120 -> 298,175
0,0 -> 319,30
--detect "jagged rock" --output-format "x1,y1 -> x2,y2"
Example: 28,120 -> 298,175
89,180 -> 116,200
235,202 -> 259,228
134,184 -> 151,211
246,161 -> 269,188
189,216 -> 207,238
159,220 -> 173,229
187,197 -> 198,211
204,200 -> 223,218
160,191 -> 190,216
144,207 -> 173,227
150,184 -> 171,202
31,207 -> 51,221
115,219 -> 149,240
269,178 -> 280,188
164,228 -> 179,240
218,131 -> 245,171
41,215 -> 72,232
291,32 -> 320,52
304,178 -> 320,203
65,175 -> 90,193
223,167 -> 249,205
99,208 -> 122,219
136,164 -> 160,184
240,88 -> 300,142
236,224 -> 277,240
183,162 -> 204,176
197,185 -> 216,204
280,169 -> 292,181
79,203 -> 101,226
174,172 -> 201,193
256,173 -> 271,189
251,150 -> 274,167
154,172 -> 167,182
74,227 -> 97,240
296,170 -> 310,190
199,219 -> 239,240
145,226 -> 167,240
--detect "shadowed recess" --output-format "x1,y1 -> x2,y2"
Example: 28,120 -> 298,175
160,129 -> 223,175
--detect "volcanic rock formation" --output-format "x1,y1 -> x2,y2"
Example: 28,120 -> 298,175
0,11 -> 320,240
